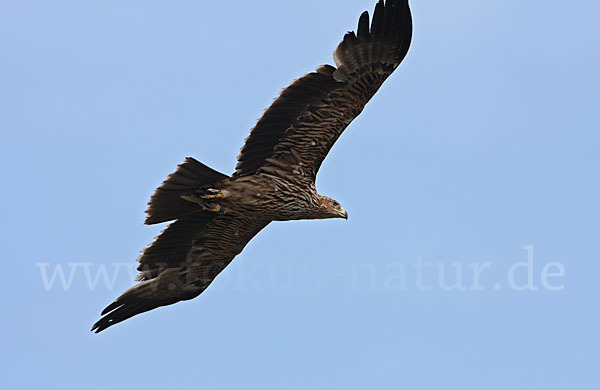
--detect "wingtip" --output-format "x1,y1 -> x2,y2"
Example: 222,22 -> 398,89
90,319 -> 105,333
90,301 -> 119,333
91,319 -> 112,334
91,305 -> 123,334
357,11 -> 371,41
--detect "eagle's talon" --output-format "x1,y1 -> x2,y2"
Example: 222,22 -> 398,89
202,202 -> 222,213
201,190 -> 223,200
181,194 -> 222,213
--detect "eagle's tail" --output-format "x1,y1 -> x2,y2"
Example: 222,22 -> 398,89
145,157 -> 228,225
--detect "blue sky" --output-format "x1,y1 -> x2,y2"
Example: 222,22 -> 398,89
1,0 -> 598,388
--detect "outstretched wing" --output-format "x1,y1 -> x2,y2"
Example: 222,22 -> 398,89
234,0 -> 412,181
91,214 -> 269,333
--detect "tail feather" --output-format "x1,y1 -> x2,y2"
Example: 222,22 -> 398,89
145,157 -> 228,225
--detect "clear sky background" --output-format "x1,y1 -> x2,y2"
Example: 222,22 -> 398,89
1,0 -> 598,389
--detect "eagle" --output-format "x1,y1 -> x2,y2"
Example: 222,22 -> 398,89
92,0 -> 412,333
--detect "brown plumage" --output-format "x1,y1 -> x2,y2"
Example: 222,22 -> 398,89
92,0 -> 412,333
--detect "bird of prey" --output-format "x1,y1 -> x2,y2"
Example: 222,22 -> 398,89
92,0 -> 412,333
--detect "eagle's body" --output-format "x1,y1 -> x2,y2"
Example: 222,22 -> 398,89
92,0 -> 412,333
216,174 -> 330,222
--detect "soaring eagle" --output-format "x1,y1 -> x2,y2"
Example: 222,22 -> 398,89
92,0 -> 412,333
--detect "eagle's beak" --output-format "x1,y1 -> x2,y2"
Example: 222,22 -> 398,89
338,208 -> 348,220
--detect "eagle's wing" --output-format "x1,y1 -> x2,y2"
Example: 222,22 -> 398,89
91,213 -> 269,333
234,0 -> 412,181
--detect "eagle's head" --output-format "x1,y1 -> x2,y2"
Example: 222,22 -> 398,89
316,195 -> 348,220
